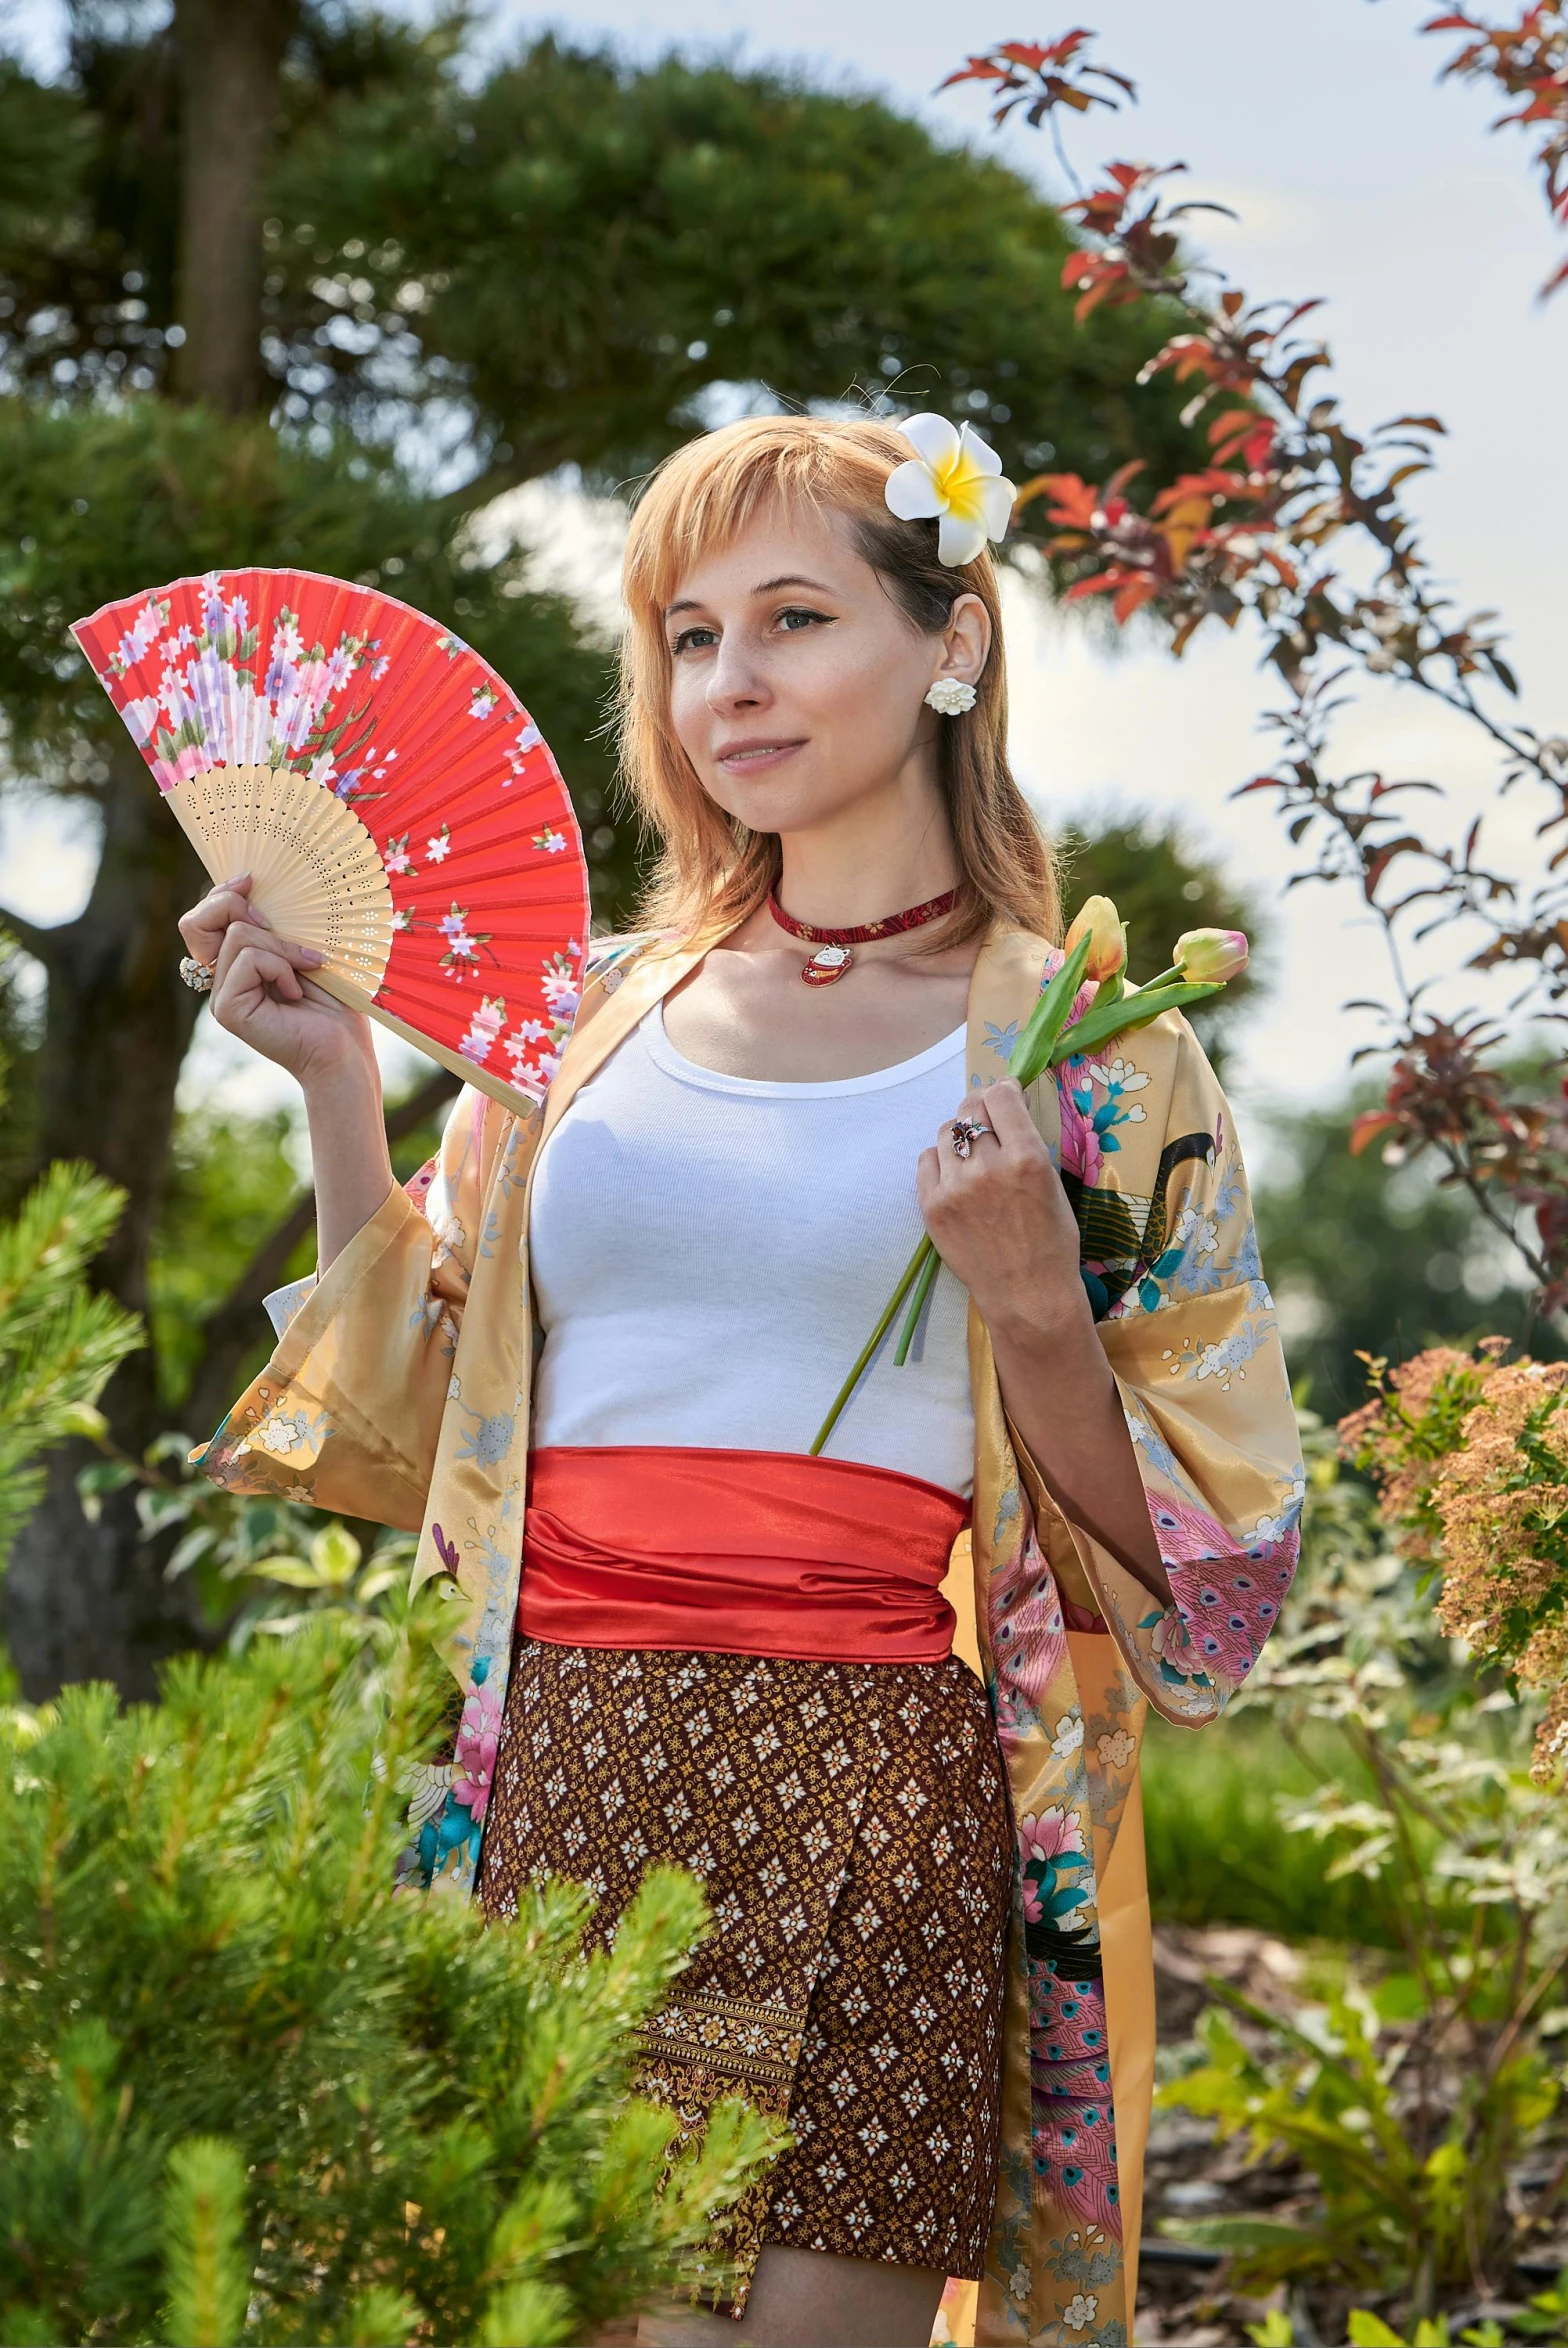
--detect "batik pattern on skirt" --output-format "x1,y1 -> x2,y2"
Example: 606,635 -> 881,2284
475,1641 -> 1012,2314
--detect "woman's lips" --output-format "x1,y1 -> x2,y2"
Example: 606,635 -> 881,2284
715,739 -> 805,774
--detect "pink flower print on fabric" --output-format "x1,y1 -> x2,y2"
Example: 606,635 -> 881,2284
1017,1807 -> 1086,1925
1057,1078 -> 1104,1186
452,1678 -> 502,1823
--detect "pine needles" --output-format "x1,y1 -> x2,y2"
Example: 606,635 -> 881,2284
0,1156 -> 141,1568
0,1622 -> 782,2344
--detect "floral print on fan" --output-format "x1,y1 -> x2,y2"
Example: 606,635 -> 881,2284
76,567 -> 590,1090
500,947 -> 582,1101
444,942 -> 584,1099
107,577 -> 379,798
439,903 -> 493,979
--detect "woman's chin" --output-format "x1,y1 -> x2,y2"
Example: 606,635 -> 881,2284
703,776 -> 843,835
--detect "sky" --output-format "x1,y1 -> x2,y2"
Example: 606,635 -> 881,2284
3,0 -> 1565,1143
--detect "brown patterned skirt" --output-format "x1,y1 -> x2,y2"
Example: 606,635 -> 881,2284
475,1639 -> 1011,2309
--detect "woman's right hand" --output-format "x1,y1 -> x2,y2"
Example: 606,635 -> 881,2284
179,877 -> 377,1094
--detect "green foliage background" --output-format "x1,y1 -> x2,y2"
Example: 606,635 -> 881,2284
0,1620 -> 777,2346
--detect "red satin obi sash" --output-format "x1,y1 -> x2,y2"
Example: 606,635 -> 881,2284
518,1446 -> 970,1665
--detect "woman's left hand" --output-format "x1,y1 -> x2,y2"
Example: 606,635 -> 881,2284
914,1076 -> 1084,1343
918,1075 -> 1170,1599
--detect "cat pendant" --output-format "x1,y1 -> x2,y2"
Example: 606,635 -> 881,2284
801,943 -> 854,986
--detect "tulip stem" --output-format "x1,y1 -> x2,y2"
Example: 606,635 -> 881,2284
809,938 -> 1232,1452
809,1238 -> 930,1456
892,1238 -> 940,1366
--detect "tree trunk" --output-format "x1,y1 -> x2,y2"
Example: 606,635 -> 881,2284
1,748 -> 212,1698
170,0 -> 299,413
0,2 -> 301,1698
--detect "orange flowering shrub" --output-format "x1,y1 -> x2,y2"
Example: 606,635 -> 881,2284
1341,1342 -> 1568,1782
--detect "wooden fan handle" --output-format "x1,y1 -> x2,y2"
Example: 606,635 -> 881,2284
311,970 -> 543,1125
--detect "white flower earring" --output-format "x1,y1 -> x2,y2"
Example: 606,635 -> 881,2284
925,677 -> 977,715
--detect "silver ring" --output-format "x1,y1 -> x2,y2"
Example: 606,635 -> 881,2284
179,954 -> 215,995
949,1114 -> 994,1161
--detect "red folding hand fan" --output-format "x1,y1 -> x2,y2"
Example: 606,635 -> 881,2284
72,568 -> 590,1116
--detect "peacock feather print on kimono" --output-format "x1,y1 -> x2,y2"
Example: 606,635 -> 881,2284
1028,1964 -> 1122,2236
72,568 -> 591,1116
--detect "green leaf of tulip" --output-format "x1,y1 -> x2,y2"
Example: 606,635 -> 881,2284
1045,979 -> 1221,1068
809,904 -> 1244,1457
1003,930 -> 1093,1089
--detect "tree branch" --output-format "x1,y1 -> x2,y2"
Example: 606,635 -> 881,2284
0,903 -> 73,971
382,1067 -> 462,1150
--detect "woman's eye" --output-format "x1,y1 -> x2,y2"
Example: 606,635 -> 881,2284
671,624 -> 718,655
776,606 -> 829,633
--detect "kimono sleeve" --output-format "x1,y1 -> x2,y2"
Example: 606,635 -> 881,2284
196,1087 -> 504,1528
1048,1012 -> 1304,1726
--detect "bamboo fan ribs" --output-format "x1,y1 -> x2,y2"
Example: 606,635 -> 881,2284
72,568 -> 591,1116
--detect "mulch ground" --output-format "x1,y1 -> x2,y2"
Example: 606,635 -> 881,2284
1138,1927 -> 1568,2344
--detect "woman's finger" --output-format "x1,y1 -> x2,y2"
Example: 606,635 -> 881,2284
211,946 -> 311,1032
915,1142 -> 943,1214
976,1077 -> 1035,1146
212,916 -> 321,987
178,877 -> 266,963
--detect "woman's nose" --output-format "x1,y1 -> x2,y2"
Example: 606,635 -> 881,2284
705,637 -> 770,713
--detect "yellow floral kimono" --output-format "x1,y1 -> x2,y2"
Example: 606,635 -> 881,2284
202,925 -> 1302,2348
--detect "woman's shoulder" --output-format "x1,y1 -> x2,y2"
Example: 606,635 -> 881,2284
585,930 -> 661,978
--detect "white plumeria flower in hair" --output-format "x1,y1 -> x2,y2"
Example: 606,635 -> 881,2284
884,413 -> 1016,567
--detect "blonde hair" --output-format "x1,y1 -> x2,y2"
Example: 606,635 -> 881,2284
616,414 -> 1060,950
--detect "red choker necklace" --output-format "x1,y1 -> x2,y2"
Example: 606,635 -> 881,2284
767,886 -> 958,986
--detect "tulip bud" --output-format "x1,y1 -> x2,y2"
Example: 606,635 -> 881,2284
1063,894 -> 1127,983
1174,927 -> 1249,984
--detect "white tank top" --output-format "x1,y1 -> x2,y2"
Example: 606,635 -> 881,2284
528,1003 -> 976,1497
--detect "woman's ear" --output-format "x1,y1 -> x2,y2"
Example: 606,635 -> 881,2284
938,591 -> 992,687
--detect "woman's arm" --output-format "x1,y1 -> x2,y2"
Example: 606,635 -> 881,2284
179,877 -> 395,1268
916,1075 -> 1170,1600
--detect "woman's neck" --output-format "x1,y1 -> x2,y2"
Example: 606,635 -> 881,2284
773,775 -> 959,929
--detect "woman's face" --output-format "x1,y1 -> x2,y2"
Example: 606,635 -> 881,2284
662,500 -> 989,839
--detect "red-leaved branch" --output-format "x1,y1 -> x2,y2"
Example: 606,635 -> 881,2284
1422,5 -> 1568,300
942,24 -> 1568,1310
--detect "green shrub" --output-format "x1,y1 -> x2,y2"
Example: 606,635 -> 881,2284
1143,1712 -> 1416,1946
0,1617 -> 778,2345
0,1155 -> 140,1571
1155,1414 -> 1568,2317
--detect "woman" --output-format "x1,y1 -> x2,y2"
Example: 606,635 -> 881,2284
187,415 -> 1302,2348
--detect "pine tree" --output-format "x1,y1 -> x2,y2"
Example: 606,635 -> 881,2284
0,1614 -> 777,2345
0,1144 -> 141,1579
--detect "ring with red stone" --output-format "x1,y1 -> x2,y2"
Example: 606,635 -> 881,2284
949,1114 -> 994,1160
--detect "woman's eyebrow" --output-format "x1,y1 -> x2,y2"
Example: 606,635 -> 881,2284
753,574 -> 832,596
663,573 -> 835,619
